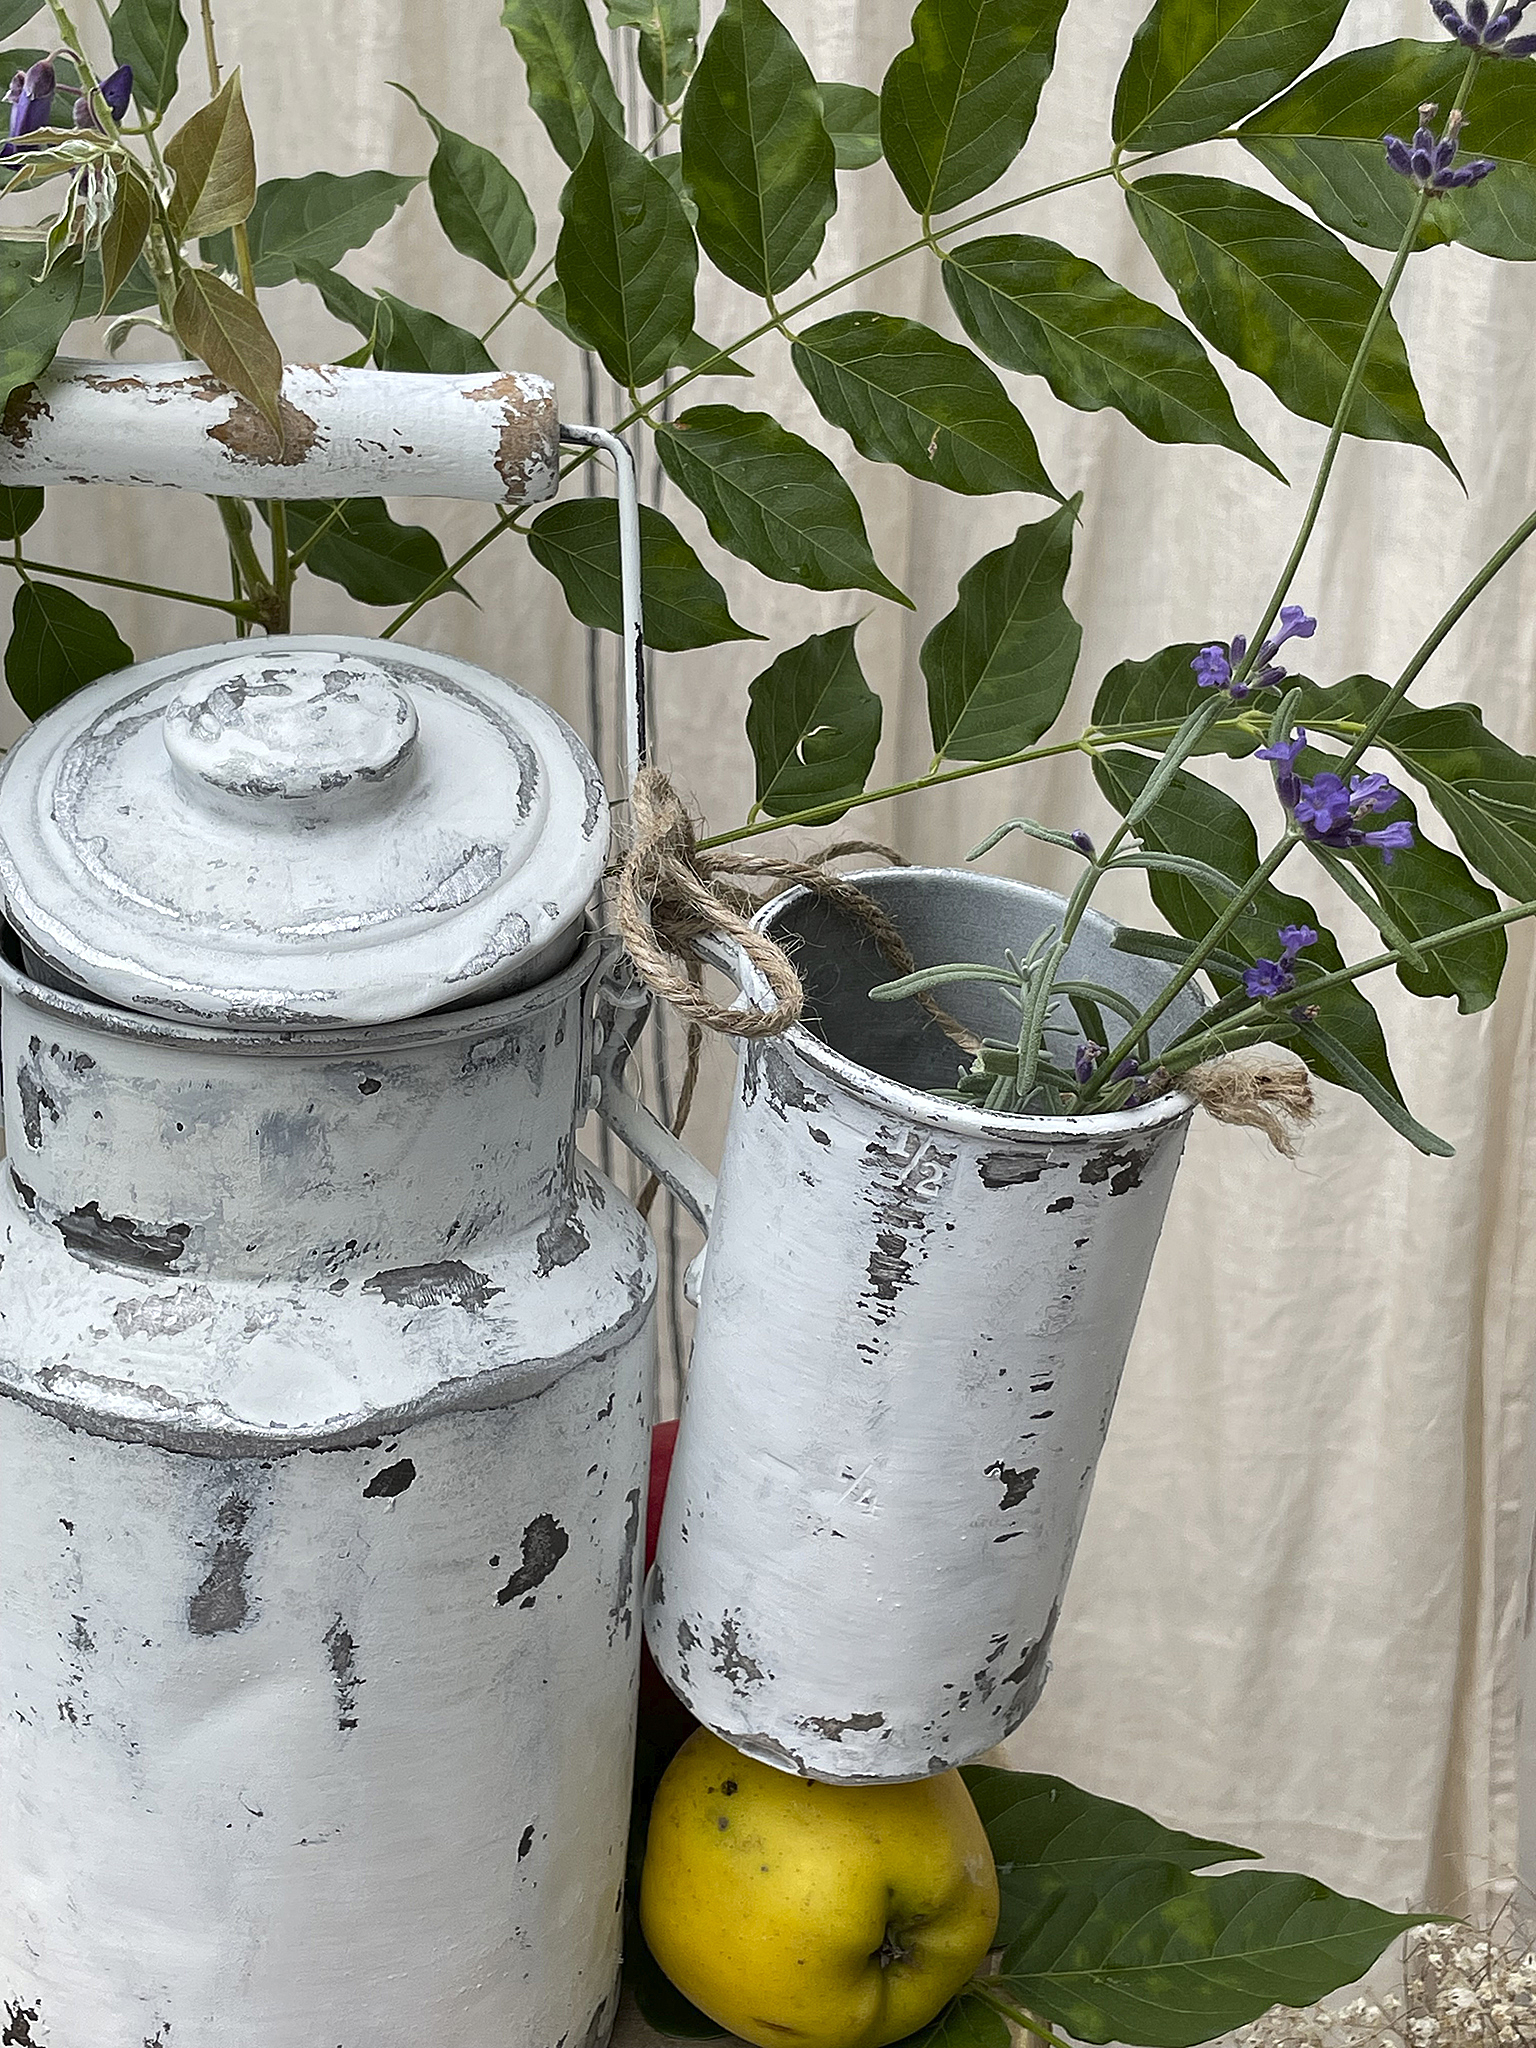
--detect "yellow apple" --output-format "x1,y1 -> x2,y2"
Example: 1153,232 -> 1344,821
639,1726 -> 1000,2048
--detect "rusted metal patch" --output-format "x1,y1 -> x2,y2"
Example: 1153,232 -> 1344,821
495,1513 -> 570,1606
322,1616 -> 363,1731
206,395 -> 319,467
54,1201 -> 190,1274
363,1261 -> 502,1310
0,386 -> 49,448
187,1493 -> 254,1636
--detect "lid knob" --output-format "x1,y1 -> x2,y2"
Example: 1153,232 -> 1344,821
163,652 -> 420,815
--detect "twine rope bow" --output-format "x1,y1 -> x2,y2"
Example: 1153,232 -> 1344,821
613,765 -> 1313,1160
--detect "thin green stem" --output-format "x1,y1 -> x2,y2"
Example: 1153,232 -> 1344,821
380,511 -> 520,639
1164,888 -> 1536,1046
267,499 -> 293,631
1232,196 -> 1435,687
1336,496 -> 1536,779
698,737 -> 1093,849
199,0 -> 222,92
1086,829 -> 1302,1095
46,0 -> 96,78
970,1979 -> 1080,2048
214,495 -> 273,613
4,551 -> 256,615
480,253 -> 557,341
286,498 -> 350,571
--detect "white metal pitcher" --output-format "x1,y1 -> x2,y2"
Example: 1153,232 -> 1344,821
637,867 -> 1204,1784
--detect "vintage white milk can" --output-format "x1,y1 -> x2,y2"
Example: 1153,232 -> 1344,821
640,866 -> 1205,1784
0,634 -> 656,2047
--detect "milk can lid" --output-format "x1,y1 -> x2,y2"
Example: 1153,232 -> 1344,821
0,635 -> 609,1028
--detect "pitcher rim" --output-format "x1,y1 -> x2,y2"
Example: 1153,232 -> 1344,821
738,869 -> 1204,1144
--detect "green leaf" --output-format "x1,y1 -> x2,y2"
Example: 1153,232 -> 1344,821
85,242 -> 159,315
501,0 -> 625,168
393,87 -> 536,284
944,234 -> 1282,480
655,405 -> 911,605
6,581 -> 132,719
299,264 -> 392,357
1092,747 -> 1415,1120
171,266 -> 284,438
1240,40 -> 1536,261
998,1861 -> 1427,2047
1291,1016 -> 1454,1155
1293,673 -> 1536,903
792,311 -> 1058,500
529,497 -> 760,650
880,0 -> 1069,218
818,80 -> 883,169
108,0 -> 187,115
374,294 -> 496,374
680,0 -> 837,296
202,170 -> 421,288
667,326 -> 751,375
556,117 -> 697,389
1091,642 -> 1264,757
166,69 -> 257,241
894,1995 -> 1010,2048
964,1769 -> 1259,1949
534,276 -> 743,374
746,624 -> 882,820
1125,174 -> 1452,467
923,498 -> 1081,763
0,483 -> 42,539
98,163 -> 154,314
0,4 -> 44,35
260,499 -> 462,608
0,241 -> 82,415
607,0 -> 700,104
1113,0 -> 1352,154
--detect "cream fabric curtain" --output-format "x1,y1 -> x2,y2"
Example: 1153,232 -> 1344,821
16,0 -> 1536,1923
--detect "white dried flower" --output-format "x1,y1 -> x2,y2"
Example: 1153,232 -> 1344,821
1228,1902 -> 1535,2048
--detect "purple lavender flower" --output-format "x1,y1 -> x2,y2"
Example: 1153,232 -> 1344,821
1074,1042 -> 1102,1084
1256,727 -> 1307,809
1361,820 -> 1416,861
1112,1054 -> 1141,1082
1261,729 -> 1417,863
1385,105 -> 1498,191
74,62 -> 134,128
1428,0 -> 1536,52
1070,828 -> 1095,856
2,59 -> 56,159
1243,923 -> 1319,1001
1192,644 -> 1233,692
1192,605 -> 1317,701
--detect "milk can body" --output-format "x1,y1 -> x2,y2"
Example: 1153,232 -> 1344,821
646,869 -> 1202,1783
0,641 -> 653,2047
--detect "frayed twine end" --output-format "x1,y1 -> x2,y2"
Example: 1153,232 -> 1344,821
1183,1054 -> 1316,1157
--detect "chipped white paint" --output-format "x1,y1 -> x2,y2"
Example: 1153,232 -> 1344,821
0,929 -> 656,2047
0,635 -> 608,1027
0,358 -> 560,501
645,870 -> 1202,1784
